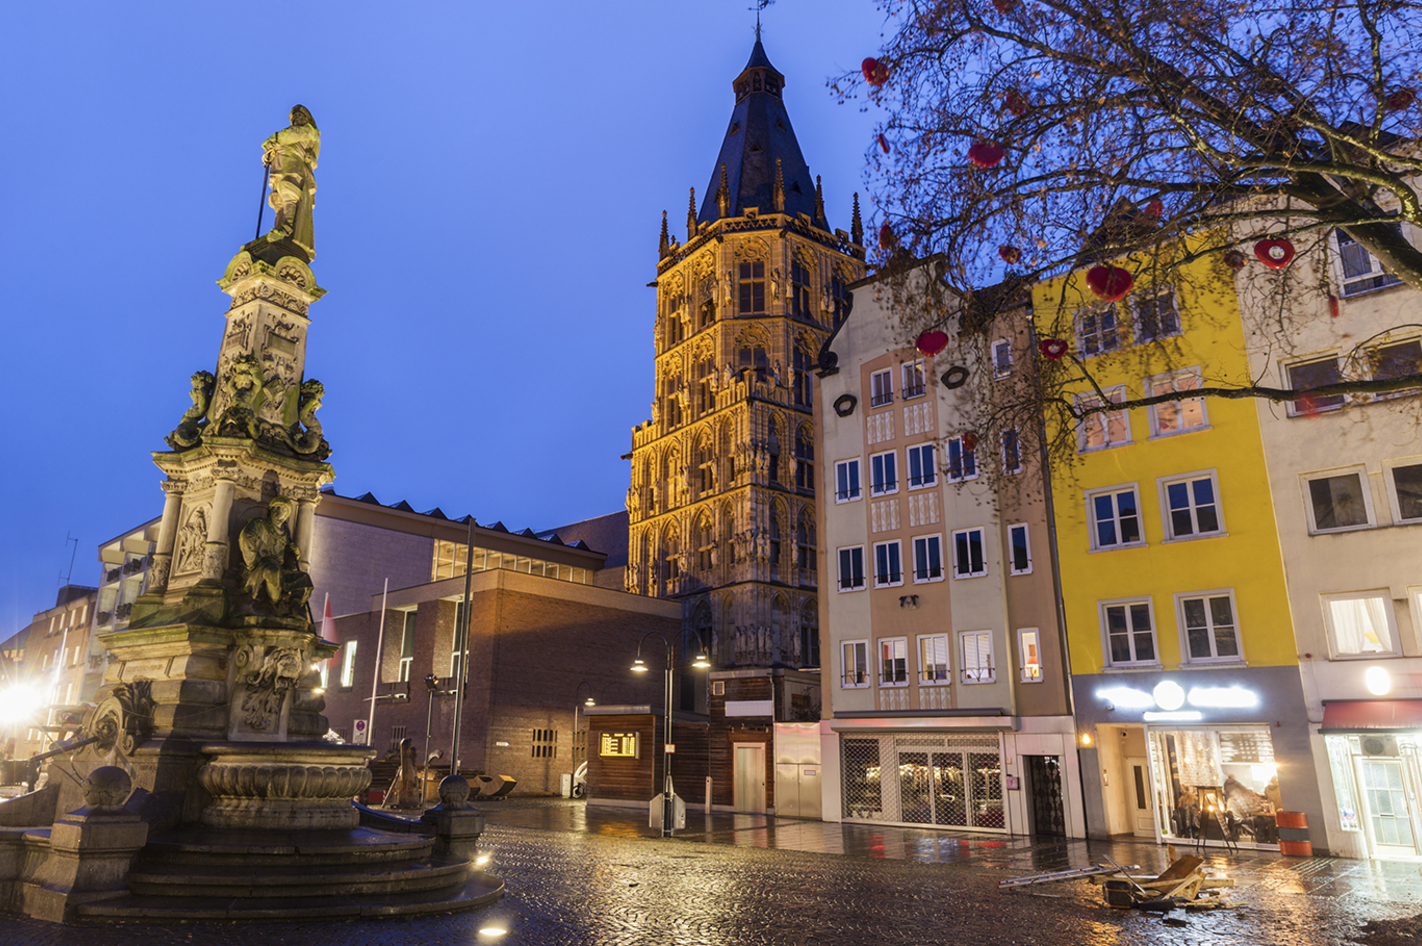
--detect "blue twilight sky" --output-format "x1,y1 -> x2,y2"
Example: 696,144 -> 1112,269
0,2 -> 891,630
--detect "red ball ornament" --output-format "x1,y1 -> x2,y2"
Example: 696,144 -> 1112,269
1038,338 -> 1068,360
968,140 -> 1005,168
1085,265 -> 1134,301
999,245 -> 1022,264
878,133 -> 890,154
879,222 -> 896,251
916,330 -> 949,356
1145,198 -> 1163,219
993,0 -> 1016,12
1254,238 -> 1295,269
962,431 -> 979,452
862,58 -> 888,87
1003,89 -> 1029,117
1223,249 -> 1247,269
1386,87 -> 1416,111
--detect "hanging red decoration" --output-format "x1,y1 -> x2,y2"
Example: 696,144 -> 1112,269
878,133 -> 890,154
1386,87 -> 1417,111
1004,89 -> 1029,117
916,330 -> 949,356
993,0 -> 1016,12
1145,198 -> 1163,219
1038,338 -> 1068,360
968,140 -> 1005,168
862,58 -> 888,87
962,431 -> 979,452
1254,238 -> 1295,269
1085,265 -> 1134,301
999,245 -> 1022,264
1329,294 -> 1341,319
1223,249 -> 1247,269
879,222 -> 896,251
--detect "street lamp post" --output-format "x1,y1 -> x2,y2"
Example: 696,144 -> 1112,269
631,631 -> 710,837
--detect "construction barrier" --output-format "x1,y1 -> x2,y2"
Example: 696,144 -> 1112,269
1276,810 -> 1313,856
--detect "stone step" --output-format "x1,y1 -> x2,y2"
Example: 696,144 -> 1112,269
77,873 -> 505,920
142,825 -> 435,866
127,854 -> 470,898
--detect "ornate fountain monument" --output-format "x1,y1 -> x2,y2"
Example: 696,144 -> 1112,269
0,109 -> 503,921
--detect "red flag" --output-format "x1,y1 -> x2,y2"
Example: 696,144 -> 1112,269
321,594 -> 336,642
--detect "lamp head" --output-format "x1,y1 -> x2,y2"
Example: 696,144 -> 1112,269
692,650 -> 711,669
631,657 -> 648,673
424,673 -> 439,691
584,696 -> 595,706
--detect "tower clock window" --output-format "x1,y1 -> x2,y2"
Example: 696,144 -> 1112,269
739,261 -> 767,313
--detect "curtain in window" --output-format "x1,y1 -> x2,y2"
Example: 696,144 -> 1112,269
1329,595 -> 1392,653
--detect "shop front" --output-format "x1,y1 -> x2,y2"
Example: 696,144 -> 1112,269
1318,699 -> 1422,861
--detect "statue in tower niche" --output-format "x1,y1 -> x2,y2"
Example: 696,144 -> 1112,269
238,497 -> 313,622
262,105 -> 320,256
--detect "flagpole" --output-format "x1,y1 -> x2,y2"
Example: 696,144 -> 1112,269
366,578 -> 390,750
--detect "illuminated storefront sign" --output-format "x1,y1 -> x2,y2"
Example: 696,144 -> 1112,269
1096,681 -> 1259,716
599,732 -> 639,758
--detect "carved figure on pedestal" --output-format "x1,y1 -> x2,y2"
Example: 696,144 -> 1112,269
262,105 -> 320,256
238,497 -> 313,621
165,370 -> 216,450
214,356 -> 264,439
267,379 -> 331,459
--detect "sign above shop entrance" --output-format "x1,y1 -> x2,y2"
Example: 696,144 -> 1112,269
1096,680 -> 1260,718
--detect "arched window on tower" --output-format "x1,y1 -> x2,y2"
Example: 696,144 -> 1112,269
793,345 -> 813,408
694,514 -> 713,572
830,272 -> 850,328
663,375 -> 682,429
696,436 -> 716,494
640,531 -> 653,594
769,512 -> 782,568
795,425 -> 814,491
739,344 -> 768,381
767,421 -> 781,485
738,261 -> 766,314
696,360 -> 716,415
719,420 -> 736,485
799,600 -> 820,669
663,528 -> 681,585
797,509 -> 816,573
720,501 -> 735,564
791,258 -> 813,323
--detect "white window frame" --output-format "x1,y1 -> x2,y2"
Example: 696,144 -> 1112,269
1301,467 -> 1375,534
946,435 -> 978,482
1085,483 -> 1145,551
1077,386 -> 1131,452
1017,628 -> 1043,683
1158,469 -> 1225,541
869,450 -> 899,496
991,338 -> 1013,378
960,631 -> 995,684
912,533 -> 944,583
1076,304 -> 1121,357
951,527 -> 987,579
1322,590 -> 1400,658
1368,336 -> 1422,399
1175,589 -> 1244,664
1007,523 -> 1032,575
834,458 -> 862,503
870,368 -> 893,407
906,443 -> 937,490
902,359 -> 927,399
1285,355 -> 1346,416
1100,597 -> 1160,668
340,640 -> 358,688
841,639 -> 870,687
873,541 -> 904,588
837,545 -> 866,592
1000,427 -> 1022,475
1146,367 -> 1209,437
879,636 -> 910,687
1384,458 -> 1422,524
1130,286 -> 1182,344
918,633 -> 951,684
1334,226 -> 1405,297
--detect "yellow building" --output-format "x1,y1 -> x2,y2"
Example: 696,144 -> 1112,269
625,39 -> 864,672
1034,245 -> 1325,850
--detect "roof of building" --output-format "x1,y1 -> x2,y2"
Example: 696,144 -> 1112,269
697,39 -> 820,226
319,486 -> 594,552
537,510 -> 628,568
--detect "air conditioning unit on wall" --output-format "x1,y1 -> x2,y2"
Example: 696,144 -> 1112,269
1361,734 -> 1399,757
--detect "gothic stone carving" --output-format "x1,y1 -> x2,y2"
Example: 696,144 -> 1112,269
165,370 -> 216,450
89,680 -> 156,758
234,642 -> 305,732
175,506 -> 210,575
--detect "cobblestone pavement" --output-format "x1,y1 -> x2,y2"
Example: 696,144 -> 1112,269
2,798 -> 1419,945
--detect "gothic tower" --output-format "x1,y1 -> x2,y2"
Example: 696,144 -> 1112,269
626,39 -> 865,670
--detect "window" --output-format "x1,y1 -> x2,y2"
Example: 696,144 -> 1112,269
907,443 -> 937,489
870,369 -> 893,407
340,640 -> 358,688
1177,591 -> 1242,662
1001,428 -> 1022,475
1370,338 -> 1422,393
879,637 -> 909,686
1101,599 -> 1158,667
451,601 -> 469,681
1387,461 -> 1422,523
1303,469 -> 1373,533
531,728 -> 558,759
918,634 -> 950,683
946,435 -> 977,482
1336,227 -> 1404,296
795,427 -> 814,490
837,546 -> 866,591
793,346 -> 814,407
1287,356 -> 1344,415
738,260 -> 766,313
912,534 -> 943,582
960,631 -> 994,683
1078,387 -> 1130,450
1323,591 -> 1398,657
398,611 -> 416,682
835,459 -> 861,502
1007,524 -> 1032,575
842,640 -> 869,686
796,513 -> 816,571
1087,485 -> 1143,550
902,359 -> 926,399
790,258 -> 813,321
870,450 -> 898,496
1018,629 -> 1042,682
992,339 -> 1012,378
873,541 -> 903,587
1132,288 -> 1182,343
768,516 -> 781,567
1160,472 -> 1223,540
1147,369 -> 1208,436
1078,305 -> 1120,356
952,527 -> 986,578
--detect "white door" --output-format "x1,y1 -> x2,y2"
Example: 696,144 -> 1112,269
734,744 -> 767,813
1356,757 -> 1422,858
1127,757 -> 1155,838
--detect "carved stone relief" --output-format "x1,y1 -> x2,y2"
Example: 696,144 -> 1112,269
175,506 -> 210,575
234,643 -> 305,732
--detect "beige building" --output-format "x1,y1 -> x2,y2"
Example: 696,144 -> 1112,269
815,263 -> 1082,836
625,38 -> 865,675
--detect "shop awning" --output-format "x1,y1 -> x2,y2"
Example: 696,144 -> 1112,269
1320,700 -> 1422,733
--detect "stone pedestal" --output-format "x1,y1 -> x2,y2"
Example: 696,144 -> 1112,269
196,743 -> 374,830
420,775 -> 486,860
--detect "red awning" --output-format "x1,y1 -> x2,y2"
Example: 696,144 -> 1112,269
1320,700 -> 1422,732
